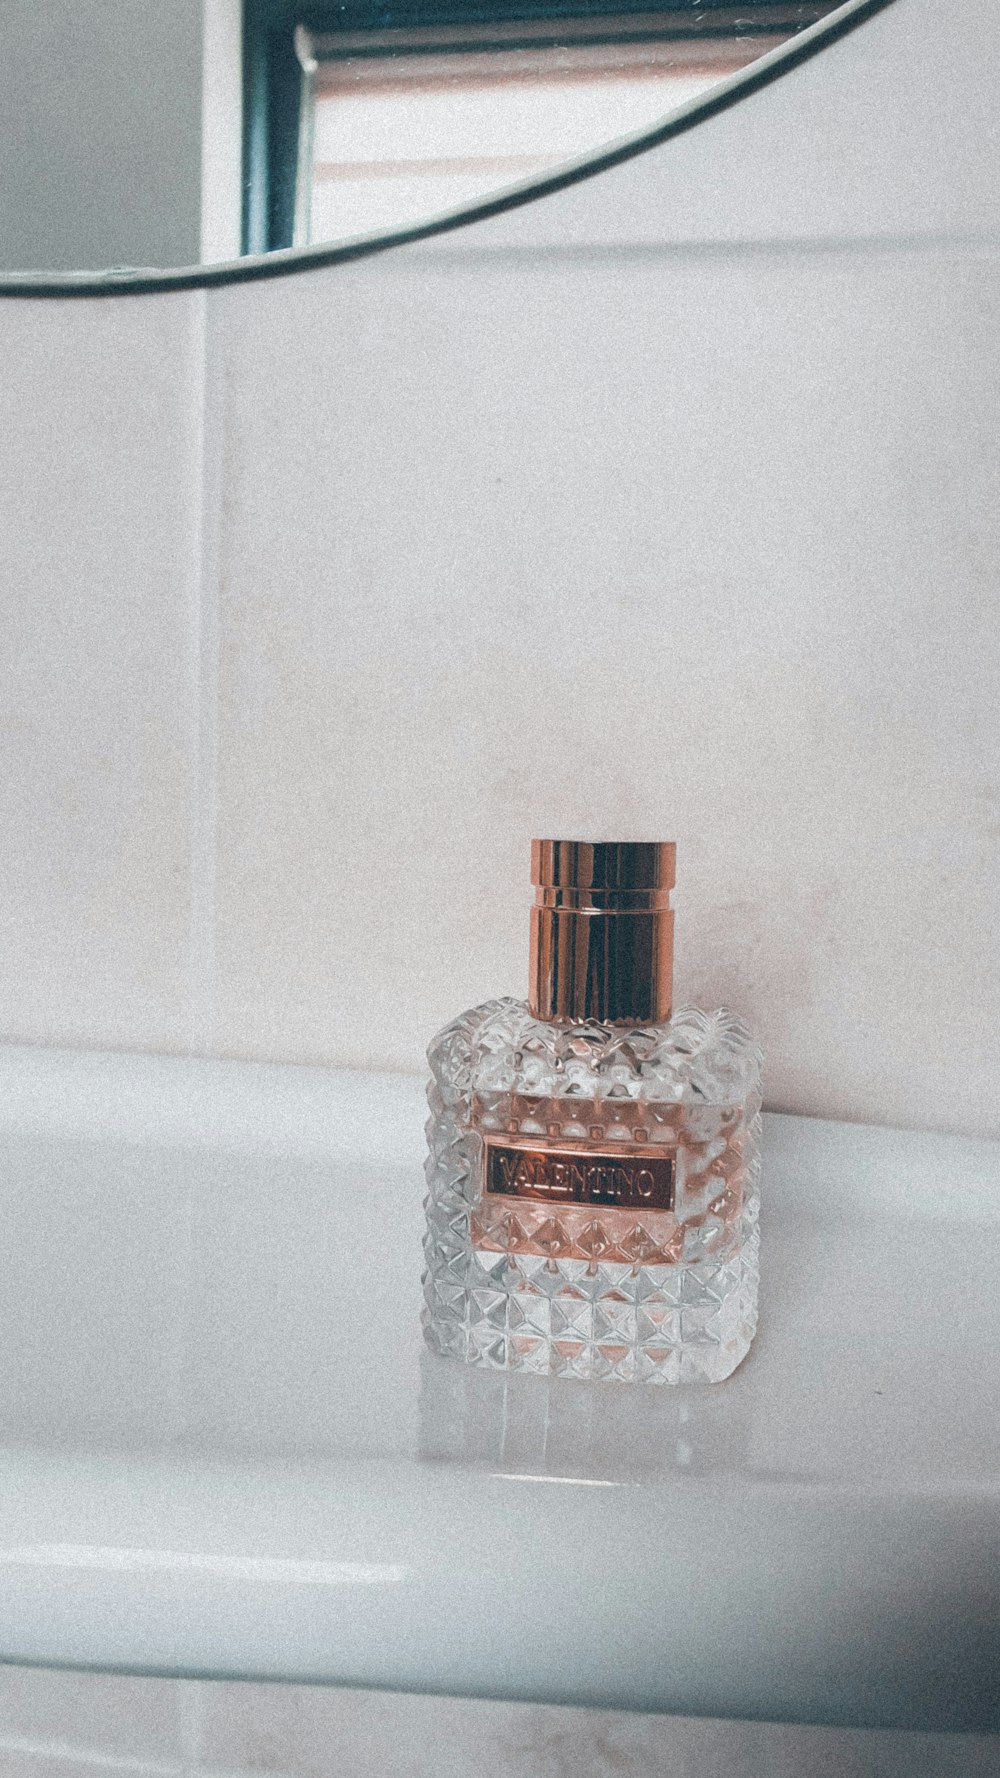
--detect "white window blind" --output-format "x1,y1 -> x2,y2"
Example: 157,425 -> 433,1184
294,18 -> 780,244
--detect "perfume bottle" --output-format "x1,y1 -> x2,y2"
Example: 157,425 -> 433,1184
422,841 -> 761,1384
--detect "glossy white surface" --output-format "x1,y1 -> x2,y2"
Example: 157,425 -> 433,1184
0,1045 -> 997,1733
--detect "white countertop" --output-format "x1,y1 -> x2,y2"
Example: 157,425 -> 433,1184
0,1044 -> 997,1732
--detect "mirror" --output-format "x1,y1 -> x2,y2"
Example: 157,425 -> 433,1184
0,1 -> 886,294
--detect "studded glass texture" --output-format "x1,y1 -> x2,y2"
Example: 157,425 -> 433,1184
423,999 -> 761,1384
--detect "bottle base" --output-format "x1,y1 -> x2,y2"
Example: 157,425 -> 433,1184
421,1223 -> 759,1387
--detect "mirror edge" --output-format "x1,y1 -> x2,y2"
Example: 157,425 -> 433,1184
0,0 -> 895,300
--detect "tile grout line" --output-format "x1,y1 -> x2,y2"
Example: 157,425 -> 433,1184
394,229 -> 1000,267
188,286 -> 222,1060
178,1677 -> 204,1774
174,289 -> 223,1453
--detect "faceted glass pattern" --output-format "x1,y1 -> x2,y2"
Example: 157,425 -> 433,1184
423,999 -> 761,1385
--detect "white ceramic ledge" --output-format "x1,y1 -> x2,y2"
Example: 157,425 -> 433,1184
0,1045 -> 997,1732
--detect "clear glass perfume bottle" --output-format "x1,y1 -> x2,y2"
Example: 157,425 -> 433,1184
422,841 -> 761,1384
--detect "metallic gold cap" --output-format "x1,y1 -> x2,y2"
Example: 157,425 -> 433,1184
528,840 -> 675,1025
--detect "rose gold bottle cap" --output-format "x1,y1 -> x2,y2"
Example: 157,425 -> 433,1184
529,840 -> 675,1024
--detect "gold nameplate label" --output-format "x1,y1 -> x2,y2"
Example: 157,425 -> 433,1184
484,1140 -> 675,1212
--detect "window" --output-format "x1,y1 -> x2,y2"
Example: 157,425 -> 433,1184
243,3 -> 831,254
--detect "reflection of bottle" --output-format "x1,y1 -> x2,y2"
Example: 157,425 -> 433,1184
423,842 -> 761,1384
416,1350 -> 753,1478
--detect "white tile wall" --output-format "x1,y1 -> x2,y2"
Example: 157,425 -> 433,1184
0,1670 -> 998,1778
0,0 -> 996,1135
205,238 -> 1000,1135
0,293 -> 205,1056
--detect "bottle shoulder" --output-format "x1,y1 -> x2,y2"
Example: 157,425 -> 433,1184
428,997 -> 760,1105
